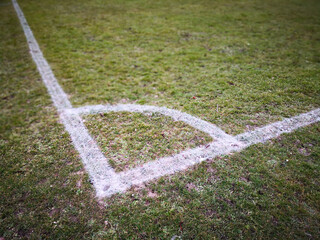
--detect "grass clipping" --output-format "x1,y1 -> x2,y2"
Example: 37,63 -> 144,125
84,112 -> 212,172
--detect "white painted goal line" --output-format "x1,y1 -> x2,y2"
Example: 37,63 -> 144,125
13,0 -> 320,198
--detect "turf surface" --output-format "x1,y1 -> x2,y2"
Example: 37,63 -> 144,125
1,0 -> 320,239
17,0 -> 320,134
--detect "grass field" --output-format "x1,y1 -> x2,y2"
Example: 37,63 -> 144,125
1,0 -> 320,239
18,0 -> 320,134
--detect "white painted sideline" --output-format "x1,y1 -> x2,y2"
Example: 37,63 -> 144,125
13,0 -> 320,198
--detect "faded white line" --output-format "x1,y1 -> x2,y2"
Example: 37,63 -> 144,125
236,108 -> 320,146
118,139 -> 243,189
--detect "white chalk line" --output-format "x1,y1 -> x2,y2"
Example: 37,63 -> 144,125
72,104 -> 320,197
67,104 -> 235,141
13,0 -> 320,198
12,0 -> 71,111
236,108 -> 320,145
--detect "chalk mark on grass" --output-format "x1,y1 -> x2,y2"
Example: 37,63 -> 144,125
13,0 -> 320,198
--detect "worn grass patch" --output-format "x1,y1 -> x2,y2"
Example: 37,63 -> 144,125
84,112 -> 212,171
19,0 -> 320,134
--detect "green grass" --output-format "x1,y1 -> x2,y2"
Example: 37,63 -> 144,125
1,0 -> 320,239
18,0 -> 320,134
100,123 -> 320,239
84,112 -> 211,172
